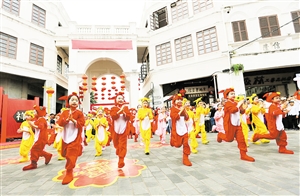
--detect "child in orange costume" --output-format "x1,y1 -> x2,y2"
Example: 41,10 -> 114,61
110,92 -> 131,168
17,110 -> 35,162
56,92 -> 85,185
217,88 -> 255,162
252,92 -> 294,154
23,106 -> 53,170
170,94 -> 192,166
104,108 -> 113,146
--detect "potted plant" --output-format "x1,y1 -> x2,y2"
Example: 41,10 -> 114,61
230,64 -> 244,75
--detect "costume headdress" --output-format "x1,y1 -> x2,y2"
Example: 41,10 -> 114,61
248,93 -> 257,104
140,97 -> 150,103
25,110 -> 35,118
182,98 -> 190,105
234,95 -> 245,102
59,92 -> 81,108
218,87 -> 234,99
193,97 -> 202,105
33,105 -> 47,117
172,93 -> 183,105
263,92 -> 280,102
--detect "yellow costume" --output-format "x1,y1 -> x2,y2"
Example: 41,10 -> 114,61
249,94 -> 270,144
85,113 -> 95,143
183,98 -> 198,153
94,110 -> 110,157
194,98 -> 210,144
137,98 -> 153,154
18,110 -> 35,162
53,120 -> 65,160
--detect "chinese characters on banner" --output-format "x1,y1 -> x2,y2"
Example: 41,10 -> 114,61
184,86 -> 208,94
262,41 -> 280,51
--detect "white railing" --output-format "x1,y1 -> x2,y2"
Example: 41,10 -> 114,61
76,25 -> 131,34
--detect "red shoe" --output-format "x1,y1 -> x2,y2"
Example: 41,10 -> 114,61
196,134 -> 201,138
252,134 -> 260,142
240,151 -> 255,162
62,169 -> 73,185
217,133 -> 222,143
183,154 -> 192,166
23,162 -> 37,171
118,157 -> 125,168
44,153 -> 52,165
279,147 -> 294,154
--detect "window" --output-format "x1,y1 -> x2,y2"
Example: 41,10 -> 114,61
175,35 -> 193,60
156,42 -> 172,66
150,7 -> 168,30
193,0 -> 213,14
32,4 -> 46,27
2,0 -> 20,15
57,55 -> 62,74
0,32 -> 17,59
232,20 -> 248,42
291,11 -> 300,33
196,27 -> 219,55
171,0 -> 189,23
29,43 -> 44,66
65,62 -> 69,78
259,15 -> 281,37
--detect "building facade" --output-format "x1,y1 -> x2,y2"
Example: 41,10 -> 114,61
139,0 -> 300,106
1,0 -> 299,114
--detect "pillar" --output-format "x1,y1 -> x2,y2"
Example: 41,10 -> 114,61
125,71 -> 139,108
44,80 -> 56,114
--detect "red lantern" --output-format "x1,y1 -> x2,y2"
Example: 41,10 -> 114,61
101,97 -> 105,100
101,93 -> 105,96
92,87 -> 97,91
120,75 -> 125,79
92,82 -> 97,86
108,89 -> 111,92
111,76 -> 116,80
82,74 -> 88,92
82,75 -> 88,80
102,82 -> 106,85
95,93 -> 98,96
101,87 -> 106,91
79,95 -> 84,99
46,88 -> 55,98
92,76 -> 97,80
120,85 -> 126,89
111,81 -> 116,85
101,77 -> 106,80
112,86 -> 116,89
79,86 -> 83,90
120,80 -> 125,84
108,93 -> 111,96
115,89 -> 118,91
94,96 -> 98,100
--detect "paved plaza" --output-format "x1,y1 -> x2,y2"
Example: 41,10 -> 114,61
0,130 -> 299,196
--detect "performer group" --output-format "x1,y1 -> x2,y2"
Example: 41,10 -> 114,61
16,77 -> 299,185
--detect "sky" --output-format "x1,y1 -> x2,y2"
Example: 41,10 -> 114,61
60,0 -> 146,26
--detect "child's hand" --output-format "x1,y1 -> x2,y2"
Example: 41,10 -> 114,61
17,128 -> 22,133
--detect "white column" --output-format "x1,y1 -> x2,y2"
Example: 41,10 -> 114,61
125,71 -> 139,109
44,80 -> 56,114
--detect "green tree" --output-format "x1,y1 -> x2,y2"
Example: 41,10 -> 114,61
90,91 -> 97,104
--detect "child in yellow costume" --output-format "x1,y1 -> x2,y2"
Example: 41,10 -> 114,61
17,110 -> 35,162
85,112 -> 95,143
194,97 -> 210,144
94,107 -> 110,157
235,96 -> 249,147
53,113 -> 65,160
249,94 -> 270,144
183,98 -> 198,153
137,97 -> 153,155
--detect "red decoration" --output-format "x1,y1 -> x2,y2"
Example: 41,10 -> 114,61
79,95 -> 84,99
108,93 -> 111,96
101,77 -> 106,80
92,82 -> 97,86
101,97 -> 105,100
112,86 -> 116,89
82,75 -> 88,80
120,80 -> 125,84
121,85 -> 126,89
101,87 -> 106,91
108,89 -> 111,92
95,93 -> 98,96
101,93 -> 105,96
120,75 -> 125,79
111,76 -> 116,80
82,82 -> 87,86
92,76 -> 97,81
94,96 -> 98,100
111,81 -> 116,85
102,82 -> 106,85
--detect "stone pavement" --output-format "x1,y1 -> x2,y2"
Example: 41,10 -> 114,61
0,131 -> 299,196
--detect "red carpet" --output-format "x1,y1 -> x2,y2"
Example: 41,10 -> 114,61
0,141 -> 21,150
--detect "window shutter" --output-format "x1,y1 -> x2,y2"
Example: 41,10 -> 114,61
150,14 -> 155,30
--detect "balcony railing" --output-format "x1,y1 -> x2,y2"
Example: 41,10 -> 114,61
76,25 -> 132,34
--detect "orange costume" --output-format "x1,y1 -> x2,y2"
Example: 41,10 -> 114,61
217,88 -> 255,162
56,92 -> 85,185
252,92 -> 294,154
110,92 -> 131,168
170,94 -> 192,166
23,106 -> 52,170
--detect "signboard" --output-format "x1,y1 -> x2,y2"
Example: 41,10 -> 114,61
187,93 -> 207,99
244,73 -> 293,87
184,86 -> 208,94
13,110 -> 26,123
